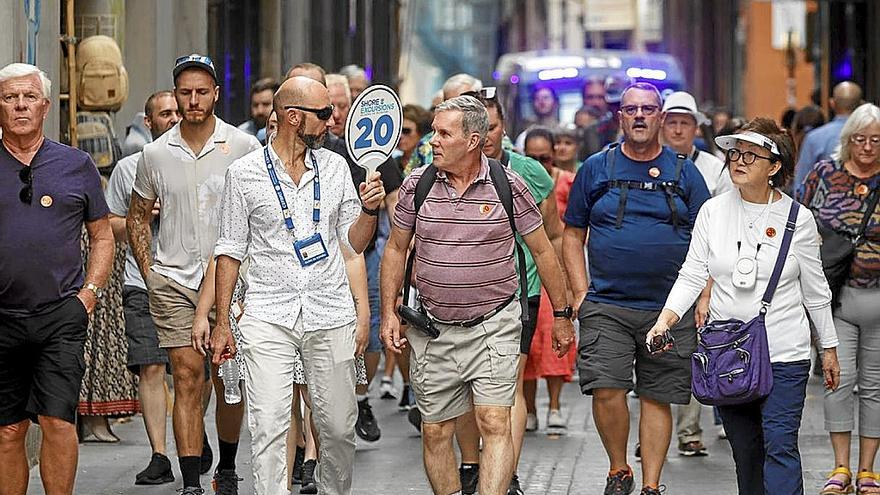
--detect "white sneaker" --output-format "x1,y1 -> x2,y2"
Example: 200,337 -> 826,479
525,413 -> 538,432
547,409 -> 567,431
717,425 -> 727,439
379,377 -> 396,400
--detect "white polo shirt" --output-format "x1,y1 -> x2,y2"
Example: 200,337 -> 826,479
691,147 -> 734,197
133,117 -> 261,290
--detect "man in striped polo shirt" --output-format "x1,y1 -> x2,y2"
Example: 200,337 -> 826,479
380,96 -> 574,495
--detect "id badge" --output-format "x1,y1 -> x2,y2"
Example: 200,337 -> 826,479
294,233 -> 329,267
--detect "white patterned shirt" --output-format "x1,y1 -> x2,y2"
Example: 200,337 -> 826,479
214,143 -> 361,331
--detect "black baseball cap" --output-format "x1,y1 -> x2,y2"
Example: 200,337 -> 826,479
173,54 -> 217,83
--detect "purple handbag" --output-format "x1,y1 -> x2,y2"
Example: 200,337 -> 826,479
691,201 -> 800,406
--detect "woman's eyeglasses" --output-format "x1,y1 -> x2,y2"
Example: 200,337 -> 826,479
402,127 -> 415,135
284,105 -> 334,121
851,134 -> 880,147
726,148 -> 776,165
19,166 -> 32,204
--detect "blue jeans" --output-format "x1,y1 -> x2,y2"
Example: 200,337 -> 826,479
365,246 -> 383,353
718,360 -> 811,495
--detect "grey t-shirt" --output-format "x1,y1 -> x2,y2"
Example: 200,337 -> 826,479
105,151 -> 157,290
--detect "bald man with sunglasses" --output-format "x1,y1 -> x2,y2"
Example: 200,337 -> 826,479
212,76 -> 385,495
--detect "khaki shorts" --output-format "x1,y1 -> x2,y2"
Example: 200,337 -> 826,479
407,300 -> 522,424
146,270 -> 214,349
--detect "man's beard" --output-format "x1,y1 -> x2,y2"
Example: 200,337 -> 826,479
298,127 -> 327,150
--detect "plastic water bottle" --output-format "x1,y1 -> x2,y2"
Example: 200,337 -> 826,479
220,358 -> 241,405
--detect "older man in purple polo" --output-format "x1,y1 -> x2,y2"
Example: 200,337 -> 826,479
0,62 -> 114,495
380,95 -> 574,495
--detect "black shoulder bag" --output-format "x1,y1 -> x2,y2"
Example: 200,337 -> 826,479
818,186 -> 879,307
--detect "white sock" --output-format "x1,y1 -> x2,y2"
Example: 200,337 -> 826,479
356,394 -> 368,402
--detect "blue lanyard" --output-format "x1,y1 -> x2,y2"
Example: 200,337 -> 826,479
262,146 -> 321,232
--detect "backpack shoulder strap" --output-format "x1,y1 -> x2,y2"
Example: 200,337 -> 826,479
674,153 -> 686,182
402,165 -> 439,306
487,159 -> 515,232
413,164 -> 438,216
487,159 -> 529,322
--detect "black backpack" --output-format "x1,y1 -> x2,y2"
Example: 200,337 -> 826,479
402,159 -> 529,322
595,144 -> 688,230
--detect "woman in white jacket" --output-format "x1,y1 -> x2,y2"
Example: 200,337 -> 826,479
646,118 -> 841,495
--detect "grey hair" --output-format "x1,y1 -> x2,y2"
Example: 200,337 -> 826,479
0,63 -> 52,98
442,73 -> 482,99
836,102 -> 880,163
435,95 -> 489,147
325,73 -> 352,102
339,64 -> 368,82
620,82 -> 662,107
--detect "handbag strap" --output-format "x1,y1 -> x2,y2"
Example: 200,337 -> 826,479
760,199 -> 800,313
854,186 -> 880,245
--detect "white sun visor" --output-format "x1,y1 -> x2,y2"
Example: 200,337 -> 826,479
714,131 -> 780,156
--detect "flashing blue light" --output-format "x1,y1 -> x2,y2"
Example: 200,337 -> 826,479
365,66 -> 373,82
538,67 -> 579,81
626,67 -> 667,81
492,71 -> 501,81
834,54 -> 853,80
510,74 -> 520,84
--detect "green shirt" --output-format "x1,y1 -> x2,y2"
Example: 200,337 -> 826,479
504,151 -> 554,297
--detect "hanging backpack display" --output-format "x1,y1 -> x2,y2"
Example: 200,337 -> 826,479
77,35 -> 129,112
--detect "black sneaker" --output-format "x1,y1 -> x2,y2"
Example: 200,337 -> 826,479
678,440 -> 708,457
300,459 -> 318,495
508,473 -> 524,495
200,434 -> 213,474
407,407 -> 422,433
604,467 -> 635,495
291,445 -> 305,485
639,485 -> 666,495
211,468 -> 241,495
459,463 -> 479,495
398,384 -> 414,411
135,452 -> 174,485
178,488 -> 205,495
355,399 -> 381,442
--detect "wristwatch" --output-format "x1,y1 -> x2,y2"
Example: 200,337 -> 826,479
553,305 -> 573,318
83,283 -> 102,298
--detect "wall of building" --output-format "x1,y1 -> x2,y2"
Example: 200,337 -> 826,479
742,1 -> 815,120
116,0 -> 207,138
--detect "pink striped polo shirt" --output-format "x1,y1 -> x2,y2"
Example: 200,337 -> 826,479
394,156 -> 543,321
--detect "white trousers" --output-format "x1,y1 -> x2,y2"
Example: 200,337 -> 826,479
238,314 -> 357,495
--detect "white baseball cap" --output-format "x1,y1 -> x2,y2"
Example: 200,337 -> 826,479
662,91 -> 709,126
714,130 -> 781,156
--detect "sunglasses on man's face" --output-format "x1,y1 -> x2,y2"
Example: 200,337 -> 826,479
528,154 -> 554,165
284,105 -> 334,121
462,86 -> 498,101
19,166 -> 32,204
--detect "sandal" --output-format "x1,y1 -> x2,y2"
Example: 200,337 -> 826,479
822,467 -> 854,495
857,471 -> 880,494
